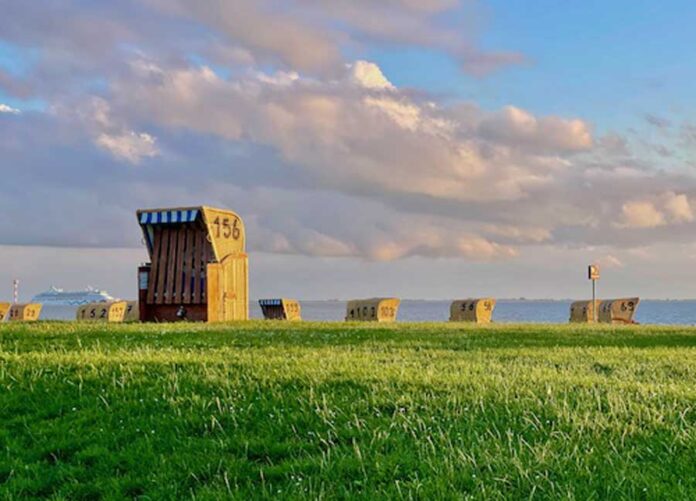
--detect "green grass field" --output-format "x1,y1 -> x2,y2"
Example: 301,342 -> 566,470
1,321 -> 696,499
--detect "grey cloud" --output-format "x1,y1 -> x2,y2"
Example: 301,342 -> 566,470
4,1 -> 696,264
0,69 -> 34,99
144,0 -> 343,73
644,113 -> 671,129
654,144 -> 674,158
459,49 -> 526,77
1,0 -> 523,82
5,57 -> 696,261
681,123 -> 696,146
597,133 -> 629,156
0,110 -> 518,261
296,0 -> 524,76
14,54 -> 696,256
0,105 -> 508,260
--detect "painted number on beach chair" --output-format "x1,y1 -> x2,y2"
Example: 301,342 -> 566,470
212,217 -> 241,240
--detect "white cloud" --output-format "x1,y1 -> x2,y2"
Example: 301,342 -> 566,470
662,192 -> 694,223
96,131 -> 158,164
28,57 -> 694,258
349,60 -> 395,90
479,106 -> 592,153
617,192 -> 693,228
597,254 -> 624,269
76,97 -> 159,164
483,224 -> 552,243
108,61 -> 595,210
255,71 -> 300,87
456,236 -> 518,260
618,200 -> 665,228
0,103 -> 20,114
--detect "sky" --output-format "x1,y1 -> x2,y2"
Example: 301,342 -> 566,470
2,1 -> 696,301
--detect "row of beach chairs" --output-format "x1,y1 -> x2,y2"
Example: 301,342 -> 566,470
259,297 -> 496,323
0,302 -> 43,322
0,301 -> 139,323
0,297 -> 640,324
260,297 -> 641,324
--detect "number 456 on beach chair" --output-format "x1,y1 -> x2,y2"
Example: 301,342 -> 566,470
136,206 -> 248,322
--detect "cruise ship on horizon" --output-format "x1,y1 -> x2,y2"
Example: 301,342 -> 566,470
31,286 -> 116,306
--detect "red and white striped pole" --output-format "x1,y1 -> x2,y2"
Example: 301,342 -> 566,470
13,279 -> 19,304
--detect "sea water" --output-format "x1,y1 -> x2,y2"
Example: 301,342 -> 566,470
275,300 -> 696,325
32,300 -> 696,325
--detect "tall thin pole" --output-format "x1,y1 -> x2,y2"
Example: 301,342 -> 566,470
592,278 -> 596,323
13,279 -> 19,304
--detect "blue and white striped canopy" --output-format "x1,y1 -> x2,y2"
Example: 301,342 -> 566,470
139,209 -> 199,225
259,299 -> 283,307
138,208 -> 201,255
